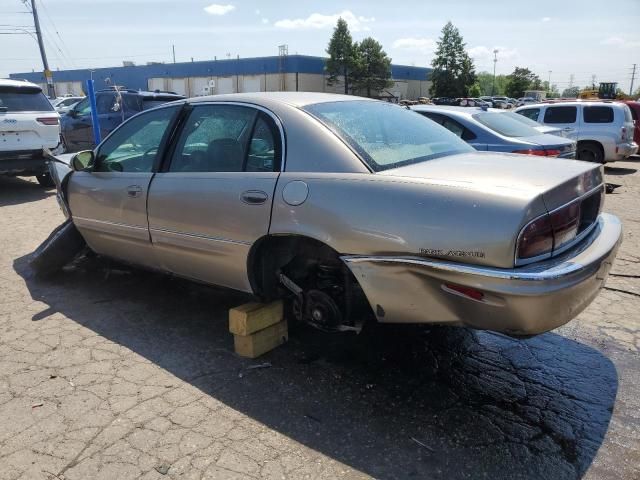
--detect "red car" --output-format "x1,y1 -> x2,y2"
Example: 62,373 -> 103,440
623,100 -> 640,146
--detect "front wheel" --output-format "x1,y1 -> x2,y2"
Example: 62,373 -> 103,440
35,172 -> 55,188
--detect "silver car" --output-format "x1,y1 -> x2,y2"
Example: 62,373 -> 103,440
49,92 -> 622,336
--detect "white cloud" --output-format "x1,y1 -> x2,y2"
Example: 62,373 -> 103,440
261,18 -> 270,24
468,45 -> 518,64
204,4 -> 235,15
274,10 -> 375,32
601,36 -> 640,49
255,9 -> 260,15
392,37 -> 437,55
541,17 -> 551,22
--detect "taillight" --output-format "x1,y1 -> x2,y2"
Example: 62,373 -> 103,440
443,284 -> 484,301
512,148 -> 560,157
621,127 -> 627,141
517,200 -> 584,261
550,202 -> 580,248
36,117 -> 59,125
517,215 -> 554,259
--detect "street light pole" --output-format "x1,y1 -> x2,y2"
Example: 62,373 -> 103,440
492,49 -> 498,96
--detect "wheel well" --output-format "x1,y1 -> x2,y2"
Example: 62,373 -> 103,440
247,235 -> 342,300
577,140 -> 604,158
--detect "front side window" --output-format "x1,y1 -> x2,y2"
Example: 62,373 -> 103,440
169,104 -> 280,173
96,94 -> 117,114
517,108 -> 540,121
74,98 -> 91,115
544,106 -> 577,124
583,106 -> 614,123
304,101 -> 473,171
94,106 -> 179,172
0,86 -> 54,112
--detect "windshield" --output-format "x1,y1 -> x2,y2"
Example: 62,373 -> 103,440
303,100 -> 473,171
0,86 -> 54,112
472,111 -> 540,137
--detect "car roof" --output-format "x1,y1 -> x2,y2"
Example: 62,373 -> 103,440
0,78 -> 43,90
187,91 -> 377,108
517,100 -> 625,109
411,105 -> 505,117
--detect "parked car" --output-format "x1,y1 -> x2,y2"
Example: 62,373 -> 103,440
459,98 -> 490,107
501,110 -> 567,137
491,97 -> 511,109
480,96 -> 494,107
431,97 -> 460,106
46,92 -> 621,337
517,97 -> 538,107
411,105 -> 576,158
52,96 -> 84,115
61,88 -> 184,152
0,78 -> 62,186
622,100 -> 640,146
514,101 -> 638,162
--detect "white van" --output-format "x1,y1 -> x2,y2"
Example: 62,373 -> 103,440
514,101 -> 637,163
0,79 -> 62,186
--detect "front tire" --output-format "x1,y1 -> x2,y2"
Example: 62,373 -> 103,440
35,172 -> 55,188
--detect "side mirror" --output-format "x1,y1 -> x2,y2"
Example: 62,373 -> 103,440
67,109 -> 78,118
71,150 -> 94,171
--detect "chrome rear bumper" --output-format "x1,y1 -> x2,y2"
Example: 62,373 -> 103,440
342,213 -> 622,336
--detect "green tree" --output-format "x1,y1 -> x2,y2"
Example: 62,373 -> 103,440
562,86 -> 581,98
326,18 -> 357,94
468,82 -> 482,97
505,67 -> 540,98
429,21 -> 477,97
476,72 -> 507,96
351,37 -> 393,97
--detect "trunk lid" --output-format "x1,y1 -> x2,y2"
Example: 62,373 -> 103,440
378,152 -> 602,211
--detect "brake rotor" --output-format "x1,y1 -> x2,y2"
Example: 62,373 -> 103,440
304,290 -> 343,332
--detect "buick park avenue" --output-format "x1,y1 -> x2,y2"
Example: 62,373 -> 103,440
44,92 -> 622,336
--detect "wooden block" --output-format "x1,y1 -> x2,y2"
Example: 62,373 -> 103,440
233,320 -> 288,358
229,300 -> 283,336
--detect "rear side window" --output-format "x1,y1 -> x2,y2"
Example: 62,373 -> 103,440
583,106 -> 613,123
0,86 -> 54,112
518,108 -> 540,121
418,112 -> 476,140
544,106 -> 577,124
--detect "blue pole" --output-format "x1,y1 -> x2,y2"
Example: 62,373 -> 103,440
85,79 -> 101,145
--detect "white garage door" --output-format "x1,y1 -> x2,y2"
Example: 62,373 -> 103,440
148,78 -> 166,92
168,78 -> 187,96
241,76 -> 261,93
216,77 -> 234,94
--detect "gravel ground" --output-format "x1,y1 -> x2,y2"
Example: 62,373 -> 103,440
0,159 -> 638,480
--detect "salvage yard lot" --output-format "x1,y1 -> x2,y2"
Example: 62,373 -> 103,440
0,160 -> 639,480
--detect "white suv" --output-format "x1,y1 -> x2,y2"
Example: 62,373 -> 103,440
514,101 -> 637,163
0,79 -> 62,186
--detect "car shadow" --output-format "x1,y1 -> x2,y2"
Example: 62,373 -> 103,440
13,253 -> 618,480
603,166 -> 637,176
0,176 -> 55,206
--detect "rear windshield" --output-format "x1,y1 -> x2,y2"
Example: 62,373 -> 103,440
303,101 -> 473,171
472,111 -> 540,137
502,111 -> 542,127
0,86 -> 54,112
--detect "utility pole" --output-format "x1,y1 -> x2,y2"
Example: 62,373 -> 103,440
630,64 -> 637,96
591,74 -> 597,89
491,49 -> 498,96
569,74 -> 574,89
29,0 -> 55,98
172,44 -> 176,63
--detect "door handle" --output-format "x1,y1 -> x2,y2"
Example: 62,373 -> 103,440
240,190 -> 268,205
562,127 -> 573,131
126,185 -> 142,198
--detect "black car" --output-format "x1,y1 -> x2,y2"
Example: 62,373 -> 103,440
61,88 -> 184,152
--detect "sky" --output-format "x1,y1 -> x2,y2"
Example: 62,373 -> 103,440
1,0 -> 639,93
